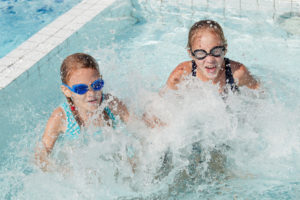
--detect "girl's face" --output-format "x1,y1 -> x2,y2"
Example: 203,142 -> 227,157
190,29 -> 226,80
64,68 -> 102,112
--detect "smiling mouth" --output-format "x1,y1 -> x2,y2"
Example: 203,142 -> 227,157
87,99 -> 98,104
205,66 -> 217,73
205,65 -> 216,69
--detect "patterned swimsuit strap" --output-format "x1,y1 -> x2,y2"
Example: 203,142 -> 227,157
224,58 -> 239,92
224,58 -> 234,85
192,60 -> 197,77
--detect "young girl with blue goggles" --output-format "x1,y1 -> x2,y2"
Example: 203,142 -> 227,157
35,53 -> 131,171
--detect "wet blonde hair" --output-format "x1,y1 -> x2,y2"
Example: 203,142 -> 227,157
187,20 -> 227,50
60,53 -> 101,126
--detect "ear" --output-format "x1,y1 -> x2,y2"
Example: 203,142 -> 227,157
187,48 -> 193,58
61,85 -> 72,98
224,44 -> 228,55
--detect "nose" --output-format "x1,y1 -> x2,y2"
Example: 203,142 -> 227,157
205,54 -> 216,63
86,86 -> 96,94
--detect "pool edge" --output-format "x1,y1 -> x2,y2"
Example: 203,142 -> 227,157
0,0 -> 116,90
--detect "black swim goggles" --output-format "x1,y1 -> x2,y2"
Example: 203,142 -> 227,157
63,79 -> 104,95
191,46 -> 226,60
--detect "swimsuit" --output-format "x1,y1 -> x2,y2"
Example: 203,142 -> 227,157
60,95 -> 136,159
191,57 -> 239,92
60,98 -> 116,139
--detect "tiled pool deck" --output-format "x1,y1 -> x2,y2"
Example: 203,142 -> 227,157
0,0 -> 116,90
0,0 -> 299,90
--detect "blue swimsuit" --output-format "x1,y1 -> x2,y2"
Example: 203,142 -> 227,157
60,101 -> 116,139
60,97 -> 135,159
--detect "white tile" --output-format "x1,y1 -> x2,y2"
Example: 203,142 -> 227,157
4,49 -> 24,60
101,0 -> 117,7
36,42 -> 57,54
37,26 -> 58,36
67,7 -> 85,17
77,2 -> 92,10
24,50 -> 45,63
46,19 -> 69,31
0,64 -> 7,72
0,57 -> 18,68
86,0 -> 100,4
46,36 -> 66,46
57,13 -> 77,24
0,0 -> 118,90
1,67 -> 16,78
27,33 -> 50,44
11,58 -> 37,73
82,9 -> 99,18
53,29 -> 75,39
18,41 -> 39,51
73,15 -> 92,24
0,76 -> 12,89
8,68 -> 26,78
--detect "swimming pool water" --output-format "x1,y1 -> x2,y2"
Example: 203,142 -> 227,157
0,0 -> 300,199
0,0 -> 82,58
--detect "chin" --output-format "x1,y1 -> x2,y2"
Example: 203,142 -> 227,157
206,69 -> 221,80
86,104 -> 100,111
205,73 -> 218,80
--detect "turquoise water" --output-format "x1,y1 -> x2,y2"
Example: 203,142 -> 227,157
0,0 -> 82,58
0,0 -> 300,199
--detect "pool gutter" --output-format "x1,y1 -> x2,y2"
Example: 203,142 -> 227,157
0,0 -> 116,90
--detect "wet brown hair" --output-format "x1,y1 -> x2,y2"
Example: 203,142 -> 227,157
61,53 -> 100,85
60,53 -> 101,127
187,20 -> 227,50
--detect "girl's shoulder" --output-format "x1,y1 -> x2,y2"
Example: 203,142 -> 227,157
51,106 -> 66,122
172,61 -> 193,76
229,59 -> 249,79
228,59 -> 245,72
43,106 -> 66,142
53,106 -> 67,131
167,61 -> 192,90
229,59 -> 259,89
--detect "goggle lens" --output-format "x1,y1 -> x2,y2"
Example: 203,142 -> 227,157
91,79 -> 104,90
74,85 -> 89,95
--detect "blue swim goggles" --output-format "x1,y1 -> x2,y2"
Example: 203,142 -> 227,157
63,79 -> 104,95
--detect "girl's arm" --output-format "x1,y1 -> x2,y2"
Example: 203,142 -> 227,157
166,61 -> 191,90
35,107 -> 65,171
143,62 -> 192,128
232,62 -> 260,89
142,112 -> 166,128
